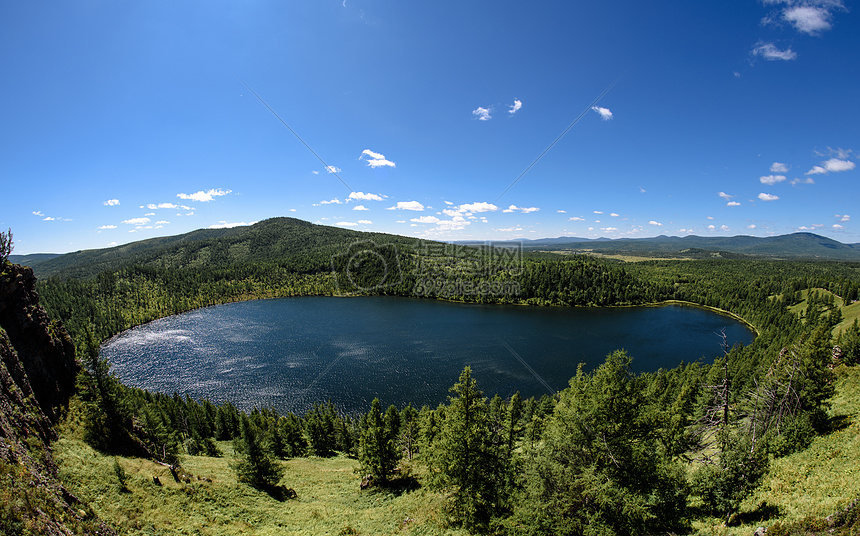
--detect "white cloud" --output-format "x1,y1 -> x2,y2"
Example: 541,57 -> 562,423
649,221 -> 663,226
357,220 -> 372,225
497,226 -> 523,232
758,192 -> 780,201
610,212 -> 620,217
806,158 -> 856,175
783,5 -> 834,35
832,224 -> 845,230
727,201 -> 742,206
760,174 -> 787,185
352,205 -> 370,211
103,199 -> 120,206
720,225 -> 731,231
718,191 -> 734,200
591,106 -> 613,120
751,42 -> 797,61
155,220 -> 170,225
444,201 -> 454,205
600,227 -> 618,232
557,210 -> 567,213
147,203 -> 181,210
97,224 -> 117,230
508,99 -> 522,115
317,198 -> 343,205
472,106 -> 492,121
835,214 -> 850,222
311,170 -> 320,175
790,177 -> 815,185
503,204 -> 540,213
569,216 -> 585,221
770,162 -> 790,173
336,221 -> 358,227
360,150 -> 396,168
32,211 -> 44,216
593,210 -> 604,214
122,217 -> 151,225
177,188 -> 231,202
458,202 -> 498,213
708,224 -> 716,231
325,165 -> 341,174
209,220 -> 257,229
388,201 -> 425,211
822,158 -> 855,172
411,216 -> 441,224
348,191 -> 385,202
747,224 -> 757,229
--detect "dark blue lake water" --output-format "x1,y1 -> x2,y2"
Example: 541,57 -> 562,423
101,297 -> 754,415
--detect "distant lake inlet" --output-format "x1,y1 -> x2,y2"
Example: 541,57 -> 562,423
101,297 -> 754,415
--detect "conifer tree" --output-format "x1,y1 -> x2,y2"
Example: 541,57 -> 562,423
232,414 -> 285,489
359,398 -> 397,484
429,367 -> 511,531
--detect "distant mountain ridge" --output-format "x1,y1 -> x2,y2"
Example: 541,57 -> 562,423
18,222 -> 860,278
461,232 -> 860,260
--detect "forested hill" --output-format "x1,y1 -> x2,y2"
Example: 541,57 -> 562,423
512,232 -> 860,260
30,217 -> 421,280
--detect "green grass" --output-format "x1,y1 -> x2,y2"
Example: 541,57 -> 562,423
691,364 -> 860,535
786,288 -> 860,335
53,438 -> 465,536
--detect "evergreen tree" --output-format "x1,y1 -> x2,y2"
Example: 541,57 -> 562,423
359,398 -> 398,484
232,414 -> 285,489
513,351 -> 689,536
429,367 -> 512,531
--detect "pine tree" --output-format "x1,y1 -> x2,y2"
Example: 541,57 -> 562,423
359,398 -> 397,484
429,367 -> 511,531
232,415 -> 285,489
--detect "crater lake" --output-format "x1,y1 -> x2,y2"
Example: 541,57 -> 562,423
101,296 -> 754,415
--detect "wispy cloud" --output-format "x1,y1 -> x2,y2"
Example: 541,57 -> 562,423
360,150 -> 396,168
569,216 -> 585,221
122,217 -> 151,226
835,214 -> 850,222
458,202 -> 498,213
177,188 -> 231,202
103,199 -> 120,206
325,165 -> 341,174
718,191 -> 735,200
348,191 -> 385,202
591,106 -> 613,120
806,157 -> 856,175
503,204 -> 540,213
760,174 -> 787,185
790,177 -> 815,185
751,42 -> 797,61
411,216 -> 440,224
508,99 -> 522,115
472,106 -> 492,121
387,201 -> 425,211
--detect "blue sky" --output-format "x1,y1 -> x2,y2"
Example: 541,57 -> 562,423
2,0 -> 858,254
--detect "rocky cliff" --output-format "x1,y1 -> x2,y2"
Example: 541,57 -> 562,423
0,262 -> 115,535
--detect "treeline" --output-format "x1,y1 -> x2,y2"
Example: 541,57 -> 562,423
74,299 -> 853,533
